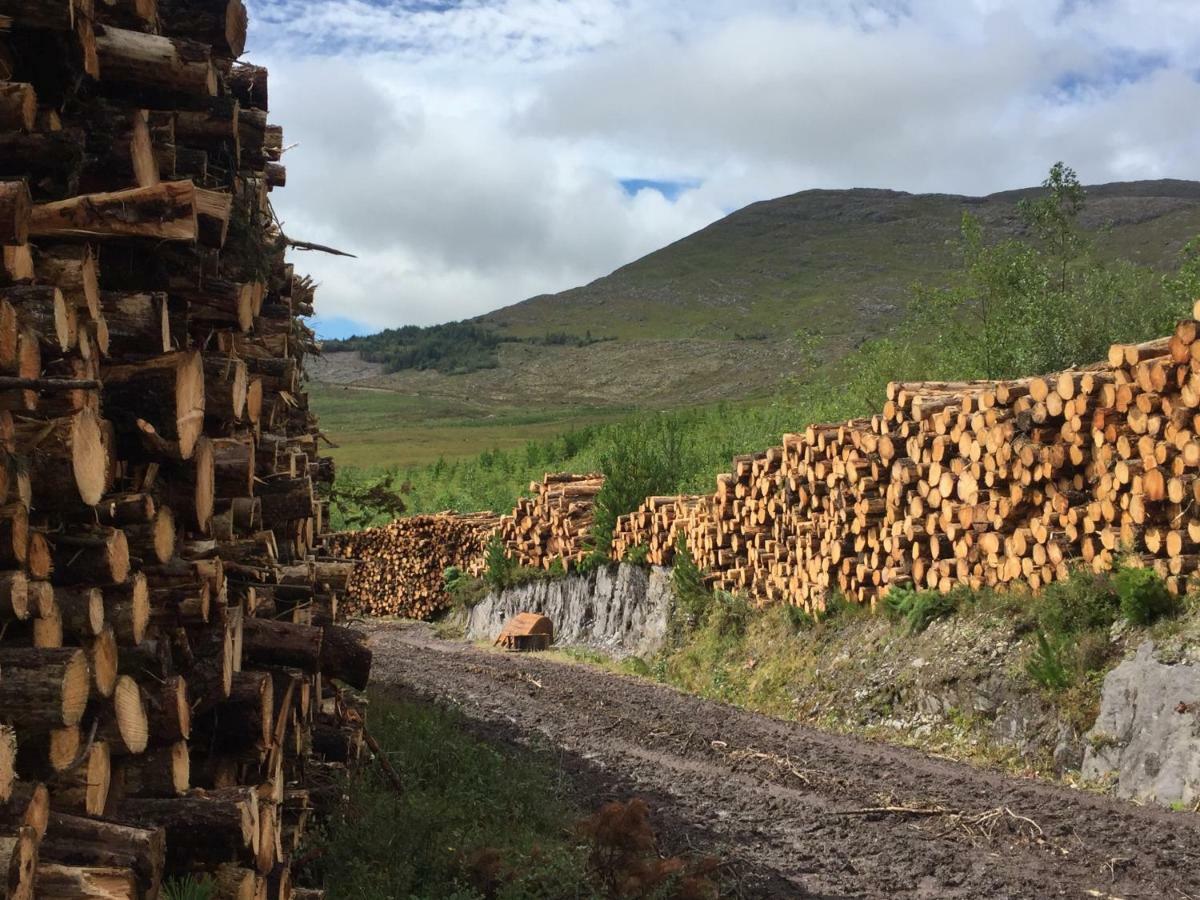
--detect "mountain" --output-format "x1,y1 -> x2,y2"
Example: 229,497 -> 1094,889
311,179 -> 1200,414
477,179 -> 1200,353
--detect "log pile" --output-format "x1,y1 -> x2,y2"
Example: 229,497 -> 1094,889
498,473 -> 603,570
0,3 -> 372,898
328,513 -> 501,619
612,323 -> 1200,611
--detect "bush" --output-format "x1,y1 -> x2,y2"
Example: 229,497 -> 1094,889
483,534 -> 516,591
1114,566 -> 1177,626
623,544 -> 650,566
1035,570 -> 1120,636
884,586 -> 960,634
444,566 -> 489,609
1027,628 -> 1072,691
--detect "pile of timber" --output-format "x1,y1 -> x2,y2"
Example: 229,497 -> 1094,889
611,495 -> 705,565
498,473 -> 603,570
0,3 -> 373,899
328,513 -> 501,619
610,324 -> 1200,611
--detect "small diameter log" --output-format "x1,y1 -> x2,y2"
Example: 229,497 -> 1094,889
319,625 -> 371,691
142,675 -> 190,743
0,824 -> 37,900
0,569 -> 28,622
101,292 -> 169,356
103,351 -> 205,461
159,0 -> 248,57
0,181 -> 30,245
241,618 -> 322,672
114,741 -> 188,798
87,626 -> 120,697
1,285 -> 71,352
0,647 -> 90,728
50,740 -> 110,816
29,181 -> 198,242
32,864 -> 138,900
95,676 -> 149,755
196,671 -> 273,753
39,810 -> 164,896
203,355 -> 249,423
94,26 -> 217,99
53,528 -> 130,586
57,586 -> 104,640
0,83 -> 35,131
14,408 -> 107,507
161,435 -> 214,534
123,506 -> 174,566
36,244 -> 100,318
102,573 -> 149,646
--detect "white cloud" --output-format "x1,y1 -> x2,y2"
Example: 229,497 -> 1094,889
244,0 -> 1200,333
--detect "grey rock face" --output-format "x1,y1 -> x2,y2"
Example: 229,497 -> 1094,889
1083,641 -> 1200,806
465,564 -> 673,659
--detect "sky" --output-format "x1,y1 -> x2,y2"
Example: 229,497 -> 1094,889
243,0 -> 1200,339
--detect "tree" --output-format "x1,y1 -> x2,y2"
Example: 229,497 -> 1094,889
1018,161 -> 1087,294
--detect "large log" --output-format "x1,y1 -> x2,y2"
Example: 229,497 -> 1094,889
0,647 -> 90,728
29,181 -> 197,242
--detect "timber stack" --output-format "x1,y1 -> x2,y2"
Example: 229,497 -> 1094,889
611,322 -> 1200,611
0,3 -> 372,899
327,512 -> 501,619
498,473 -> 603,570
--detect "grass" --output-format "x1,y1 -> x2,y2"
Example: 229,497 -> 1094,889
302,688 -> 595,899
309,382 -> 627,471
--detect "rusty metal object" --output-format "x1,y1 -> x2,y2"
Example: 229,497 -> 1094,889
494,612 -> 553,652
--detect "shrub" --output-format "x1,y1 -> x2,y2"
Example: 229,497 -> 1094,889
1114,566 -> 1176,625
483,534 -> 516,591
1027,628 -> 1071,691
444,566 -> 490,609
162,878 -> 214,900
1035,569 -> 1120,636
623,544 -> 650,566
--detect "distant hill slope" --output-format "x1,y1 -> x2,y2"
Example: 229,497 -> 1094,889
477,179 -> 1200,350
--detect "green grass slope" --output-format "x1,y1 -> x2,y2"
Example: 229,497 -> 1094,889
478,179 -> 1200,349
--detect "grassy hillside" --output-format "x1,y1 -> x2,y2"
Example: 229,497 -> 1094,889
478,180 -> 1200,349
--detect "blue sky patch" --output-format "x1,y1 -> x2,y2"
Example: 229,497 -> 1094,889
619,178 -> 702,201
311,315 -> 374,341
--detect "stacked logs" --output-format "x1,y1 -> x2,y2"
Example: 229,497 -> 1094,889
328,513 -> 501,619
0,3 -> 373,899
498,473 -> 603,570
610,320 -> 1200,611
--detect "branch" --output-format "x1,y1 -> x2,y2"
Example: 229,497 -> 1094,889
284,236 -> 357,258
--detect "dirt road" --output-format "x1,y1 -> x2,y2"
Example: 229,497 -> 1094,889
369,623 -> 1200,898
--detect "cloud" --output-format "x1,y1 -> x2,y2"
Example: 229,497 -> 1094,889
244,0 -> 1200,333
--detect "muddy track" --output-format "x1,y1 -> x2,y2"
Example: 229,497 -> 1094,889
367,623 -> 1200,899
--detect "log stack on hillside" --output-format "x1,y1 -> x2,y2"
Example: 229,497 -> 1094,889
610,319 -> 1200,611
0,3 -> 370,898
328,513 -> 501,619
498,473 -> 603,570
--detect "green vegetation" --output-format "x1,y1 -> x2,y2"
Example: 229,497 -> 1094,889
162,877 -> 214,900
323,321 -> 613,377
321,165 -> 1200,549
324,321 -> 504,375
303,689 -> 591,898
306,690 -> 722,899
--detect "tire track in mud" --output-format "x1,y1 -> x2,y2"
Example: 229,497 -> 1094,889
369,623 -> 1200,899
